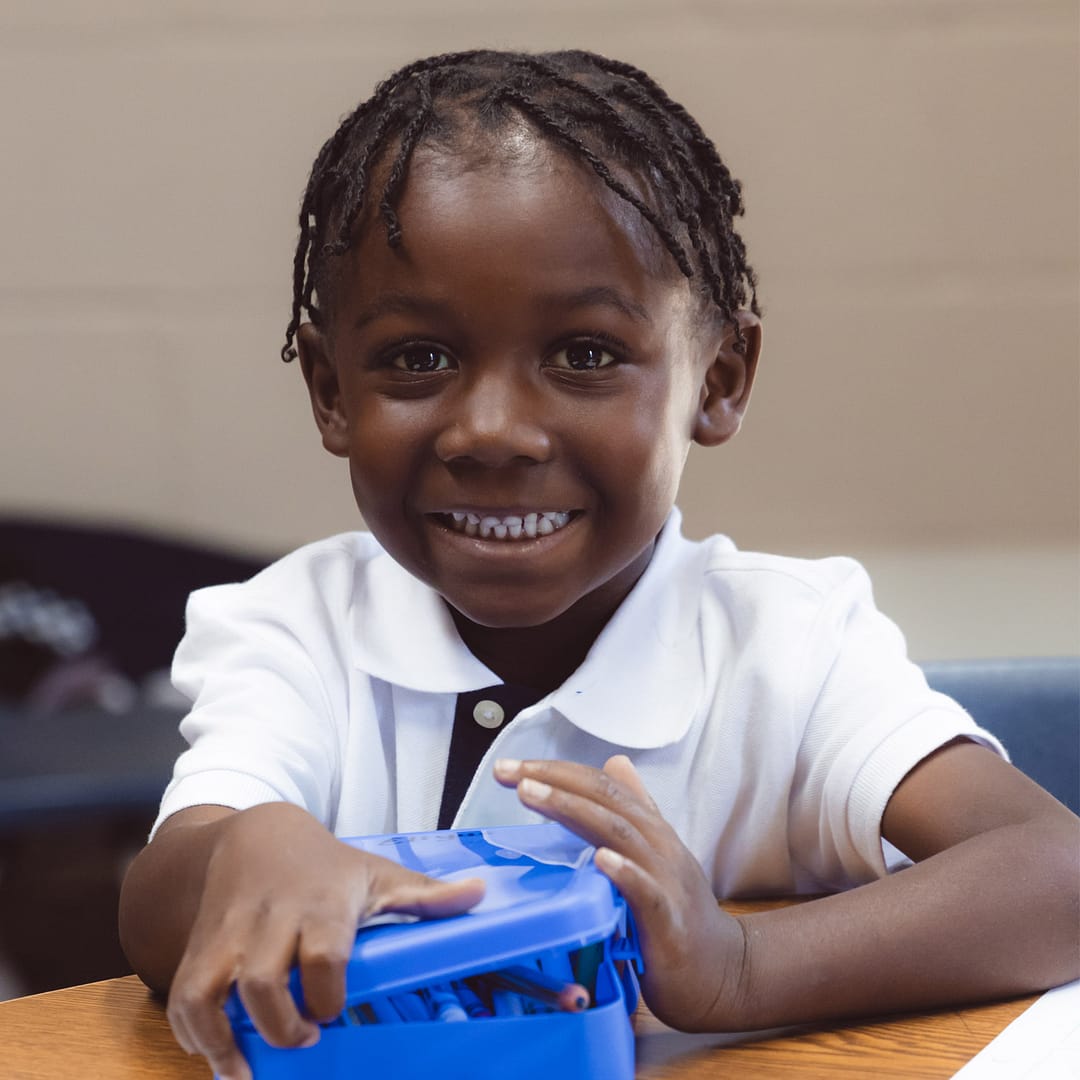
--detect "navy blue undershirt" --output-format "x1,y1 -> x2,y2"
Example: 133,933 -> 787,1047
436,683 -> 544,829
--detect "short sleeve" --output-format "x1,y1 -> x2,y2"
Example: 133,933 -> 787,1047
788,561 -> 1005,888
150,545 -> 353,837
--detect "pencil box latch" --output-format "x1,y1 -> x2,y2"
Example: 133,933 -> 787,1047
607,897 -> 644,1013
609,897 -> 644,974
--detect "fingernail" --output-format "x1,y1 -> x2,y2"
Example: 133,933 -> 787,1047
494,758 -> 522,779
595,847 -> 625,872
518,777 -> 551,801
299,1027 -> 320,1049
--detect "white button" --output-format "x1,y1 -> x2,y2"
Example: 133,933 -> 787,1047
473,699 -> 505,729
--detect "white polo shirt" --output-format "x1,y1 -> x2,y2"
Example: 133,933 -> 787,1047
153,510 -> 1000,897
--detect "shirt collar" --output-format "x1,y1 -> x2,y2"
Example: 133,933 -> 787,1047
545,509 -> 707,748
350,549 -> 499,692
350,508 -> 708,749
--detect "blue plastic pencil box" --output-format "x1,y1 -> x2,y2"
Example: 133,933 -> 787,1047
225,822 -> 643,1079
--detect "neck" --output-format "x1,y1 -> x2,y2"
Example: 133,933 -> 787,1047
448,540 -> 657,695
449,606 -> 607,695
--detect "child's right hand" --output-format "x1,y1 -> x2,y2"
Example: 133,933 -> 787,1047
152,803 -> 484,1080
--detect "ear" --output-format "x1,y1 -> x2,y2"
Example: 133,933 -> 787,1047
692,311 -> 761,447
297,323 -> 350,458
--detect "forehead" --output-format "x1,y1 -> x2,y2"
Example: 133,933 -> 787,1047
338,133 -> 690,313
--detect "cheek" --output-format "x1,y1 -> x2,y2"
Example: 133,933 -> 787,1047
589,402 -> 689,513
344,426 -> 411,521
347,458 -> 385,527
345,397 -> 429,479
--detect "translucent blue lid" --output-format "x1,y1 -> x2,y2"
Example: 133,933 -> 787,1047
335,824 -> 621,1003
224,823 -> 631,1027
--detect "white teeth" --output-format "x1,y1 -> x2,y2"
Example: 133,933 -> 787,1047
440,510 -> 574,542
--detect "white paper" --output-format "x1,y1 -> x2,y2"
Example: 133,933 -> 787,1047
951,980 -> 1080,1079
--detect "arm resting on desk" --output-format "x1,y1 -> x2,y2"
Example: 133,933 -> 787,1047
497,744 -> 1079,1032
726,742 -> 1079,1029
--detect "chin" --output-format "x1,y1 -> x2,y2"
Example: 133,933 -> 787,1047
445,590 -> 577,631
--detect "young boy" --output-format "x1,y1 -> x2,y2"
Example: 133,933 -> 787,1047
118,49 -> 1079,1080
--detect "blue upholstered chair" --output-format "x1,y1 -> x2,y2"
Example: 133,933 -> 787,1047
921,658 -> 1080,815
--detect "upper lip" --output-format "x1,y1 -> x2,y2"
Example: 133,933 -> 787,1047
426,506 -> 580,516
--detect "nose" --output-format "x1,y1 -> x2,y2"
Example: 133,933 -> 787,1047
434,368 -> 552,466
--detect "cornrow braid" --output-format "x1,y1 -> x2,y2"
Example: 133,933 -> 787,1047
504,56 -> 711,274
493,85 -> 694,280
378,73 -> 435,247
281,49 -> 759,362
560,50 -> 759,310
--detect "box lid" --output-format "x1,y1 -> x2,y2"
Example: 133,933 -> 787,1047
225,823 -> 631,1026
334,824 -> 621,1003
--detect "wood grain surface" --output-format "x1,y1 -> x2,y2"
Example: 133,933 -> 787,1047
0,898 -> 1039,1080
2,976 -> 205,1080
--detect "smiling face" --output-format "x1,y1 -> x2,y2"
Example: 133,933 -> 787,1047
298,133 -> 758,674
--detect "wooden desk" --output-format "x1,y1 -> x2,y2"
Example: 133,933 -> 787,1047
1,900 -> 1038,1080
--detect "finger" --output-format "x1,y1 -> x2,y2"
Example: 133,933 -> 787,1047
166,931 -> 225,1055
295,912 -> 355,1023
234,919 -> 321,1050
594,847 -> 672,926
514,774 -> 655,866
510,759 -> 662,842
167,969 -> 253,1080
373,866 -> 486,919
593,846 -> 689,998
602,754 -> 659,811
164,983 -> 197,1056
510,759 -> 656,827
493,757 -> 523,785
594,848 -> 716,1031
495,757 -> 610,795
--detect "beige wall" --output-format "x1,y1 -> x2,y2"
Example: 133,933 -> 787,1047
1,1 -> 1077,659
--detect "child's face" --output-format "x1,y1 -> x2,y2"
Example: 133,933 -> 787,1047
299,135 -> 757,634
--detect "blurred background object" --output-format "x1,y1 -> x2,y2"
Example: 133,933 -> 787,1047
0,0 -> 1076,997
0,519 -> 267,997
0,519 -> 268,709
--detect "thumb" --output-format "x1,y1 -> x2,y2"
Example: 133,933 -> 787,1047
372,865 -> 486,919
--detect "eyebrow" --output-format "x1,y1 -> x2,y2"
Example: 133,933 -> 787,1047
352,293 -> 449,332
352,285 -> 651,331
551,285 -> 651,323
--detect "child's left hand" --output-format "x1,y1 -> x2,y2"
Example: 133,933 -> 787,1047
493,755 -> 747,1030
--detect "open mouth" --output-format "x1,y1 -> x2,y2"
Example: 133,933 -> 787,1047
434,511 -> 576,541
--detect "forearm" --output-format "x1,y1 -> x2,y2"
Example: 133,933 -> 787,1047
720,816 -> 1079,1031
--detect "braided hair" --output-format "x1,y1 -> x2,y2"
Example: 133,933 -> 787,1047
281,49 -> 759,362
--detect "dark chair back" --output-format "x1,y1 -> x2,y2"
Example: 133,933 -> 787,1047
921,657 -> 1079,814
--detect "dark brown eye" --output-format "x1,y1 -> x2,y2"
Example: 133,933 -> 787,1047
390,346 -> 452,372
551,343 -> 616,370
